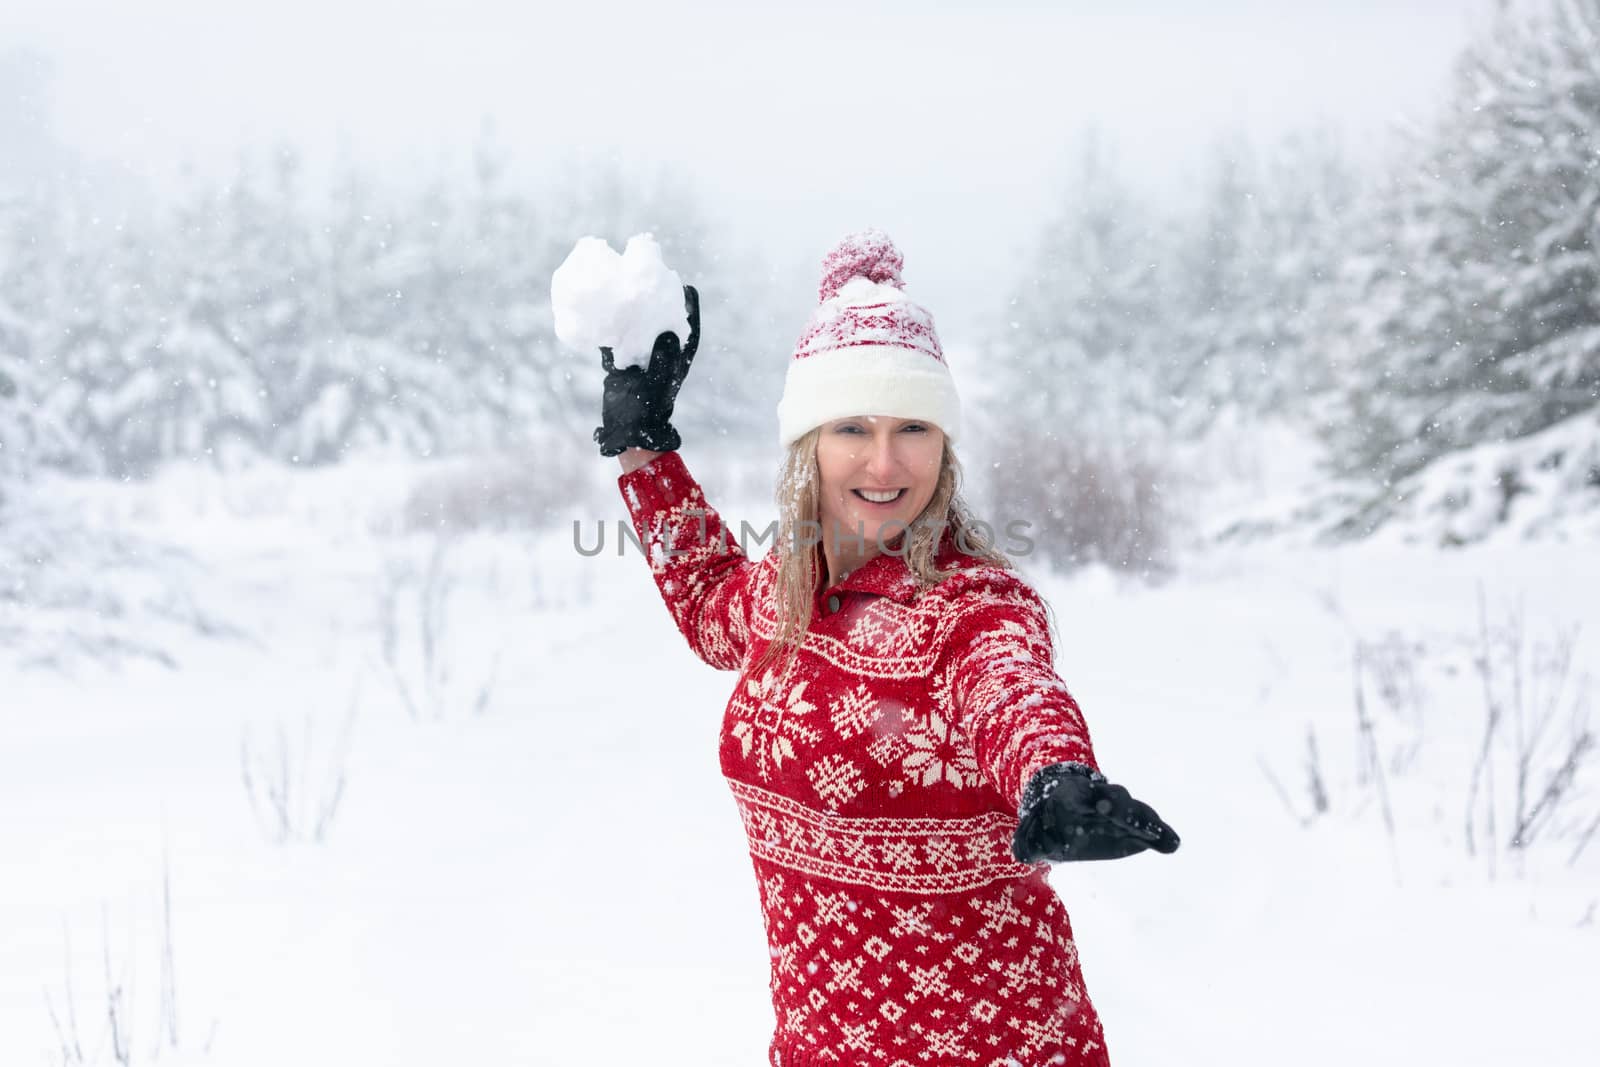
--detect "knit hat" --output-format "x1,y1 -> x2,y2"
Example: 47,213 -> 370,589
776,229 -> 961,449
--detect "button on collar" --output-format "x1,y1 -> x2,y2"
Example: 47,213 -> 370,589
826,594 -> 842,614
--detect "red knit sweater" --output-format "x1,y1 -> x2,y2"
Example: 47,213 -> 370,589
619,451 -> 1110,1067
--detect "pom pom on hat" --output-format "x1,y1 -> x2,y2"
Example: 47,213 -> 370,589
818,228 -> 905,302
776,229 -> 961,448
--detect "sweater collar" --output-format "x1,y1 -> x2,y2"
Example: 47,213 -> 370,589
825,529 -> 972,604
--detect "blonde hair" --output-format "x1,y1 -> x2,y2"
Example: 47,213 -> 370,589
753,427 -> 1012,676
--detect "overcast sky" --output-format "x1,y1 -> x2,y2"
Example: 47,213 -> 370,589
3,0 -> 1501,341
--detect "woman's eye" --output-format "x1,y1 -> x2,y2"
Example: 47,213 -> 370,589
836,424 -> 864,434
901,423 -> 927,432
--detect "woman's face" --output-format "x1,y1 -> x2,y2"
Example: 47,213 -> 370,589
815,415 -> 945,556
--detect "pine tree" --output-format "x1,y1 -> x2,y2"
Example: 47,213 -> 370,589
1326,0 -> 1600,485
7,137 -> 778,478
1168,130 -> 1357,434
0,218 -> 23,477
982,135 -> 1179,574
999,133 -> 1171,442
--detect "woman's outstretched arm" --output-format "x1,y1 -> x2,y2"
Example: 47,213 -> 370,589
937,568 -> 1180,862
937,569 -> 1100,812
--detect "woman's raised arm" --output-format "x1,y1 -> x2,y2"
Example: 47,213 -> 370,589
617,450 -> 758,672
589,286 -> 757,668
619,448 -> 663,475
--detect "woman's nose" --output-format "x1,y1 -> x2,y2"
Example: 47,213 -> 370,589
865,433 -> 900,480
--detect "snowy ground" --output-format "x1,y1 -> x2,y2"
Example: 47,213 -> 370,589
2,426 -> 1596,1066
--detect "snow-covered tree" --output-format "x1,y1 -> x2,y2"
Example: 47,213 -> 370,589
1324,0 -> 1600,485
1166,130 -> 1358,433
979,135 -> 1179,574
0,194 -> 111,476
0,270 -> 22,480
0,134 -> 779,479
995,133 -> 1172,442
997,128 -> 1359,447
0,199 -> 26,443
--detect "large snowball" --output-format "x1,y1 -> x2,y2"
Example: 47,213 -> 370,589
550,234 -> 688,369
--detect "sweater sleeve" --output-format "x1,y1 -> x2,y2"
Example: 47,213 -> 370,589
938,569 -> 1100,812
616,451 -> 757,672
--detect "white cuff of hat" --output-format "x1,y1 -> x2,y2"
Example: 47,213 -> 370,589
776,345 -> 962,449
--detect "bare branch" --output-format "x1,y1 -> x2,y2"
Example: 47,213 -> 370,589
1257,754 -> 1310,827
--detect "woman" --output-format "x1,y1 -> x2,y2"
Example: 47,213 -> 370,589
594,230 -> 1179,1067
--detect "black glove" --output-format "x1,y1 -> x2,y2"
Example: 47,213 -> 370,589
593,284 -> 700,457
1012,762 -> 1180,863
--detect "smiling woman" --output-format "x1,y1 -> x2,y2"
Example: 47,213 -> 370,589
814,414 -> 943,584
598,229 -> 1179,1067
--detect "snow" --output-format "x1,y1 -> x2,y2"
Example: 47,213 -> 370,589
1367,409 -> 1600,545
1196,409 -> 1600,549
823,275 -> 908,309
549,233 -> 688,368
1,426 -> 1596,1066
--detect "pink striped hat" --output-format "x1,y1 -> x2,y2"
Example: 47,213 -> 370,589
776,229 -> 961,448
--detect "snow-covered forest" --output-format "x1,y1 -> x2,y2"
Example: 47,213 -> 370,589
2,1 -> 1596,1064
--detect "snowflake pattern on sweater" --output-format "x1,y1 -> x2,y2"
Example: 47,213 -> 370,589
619,451 -> 1109,1067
